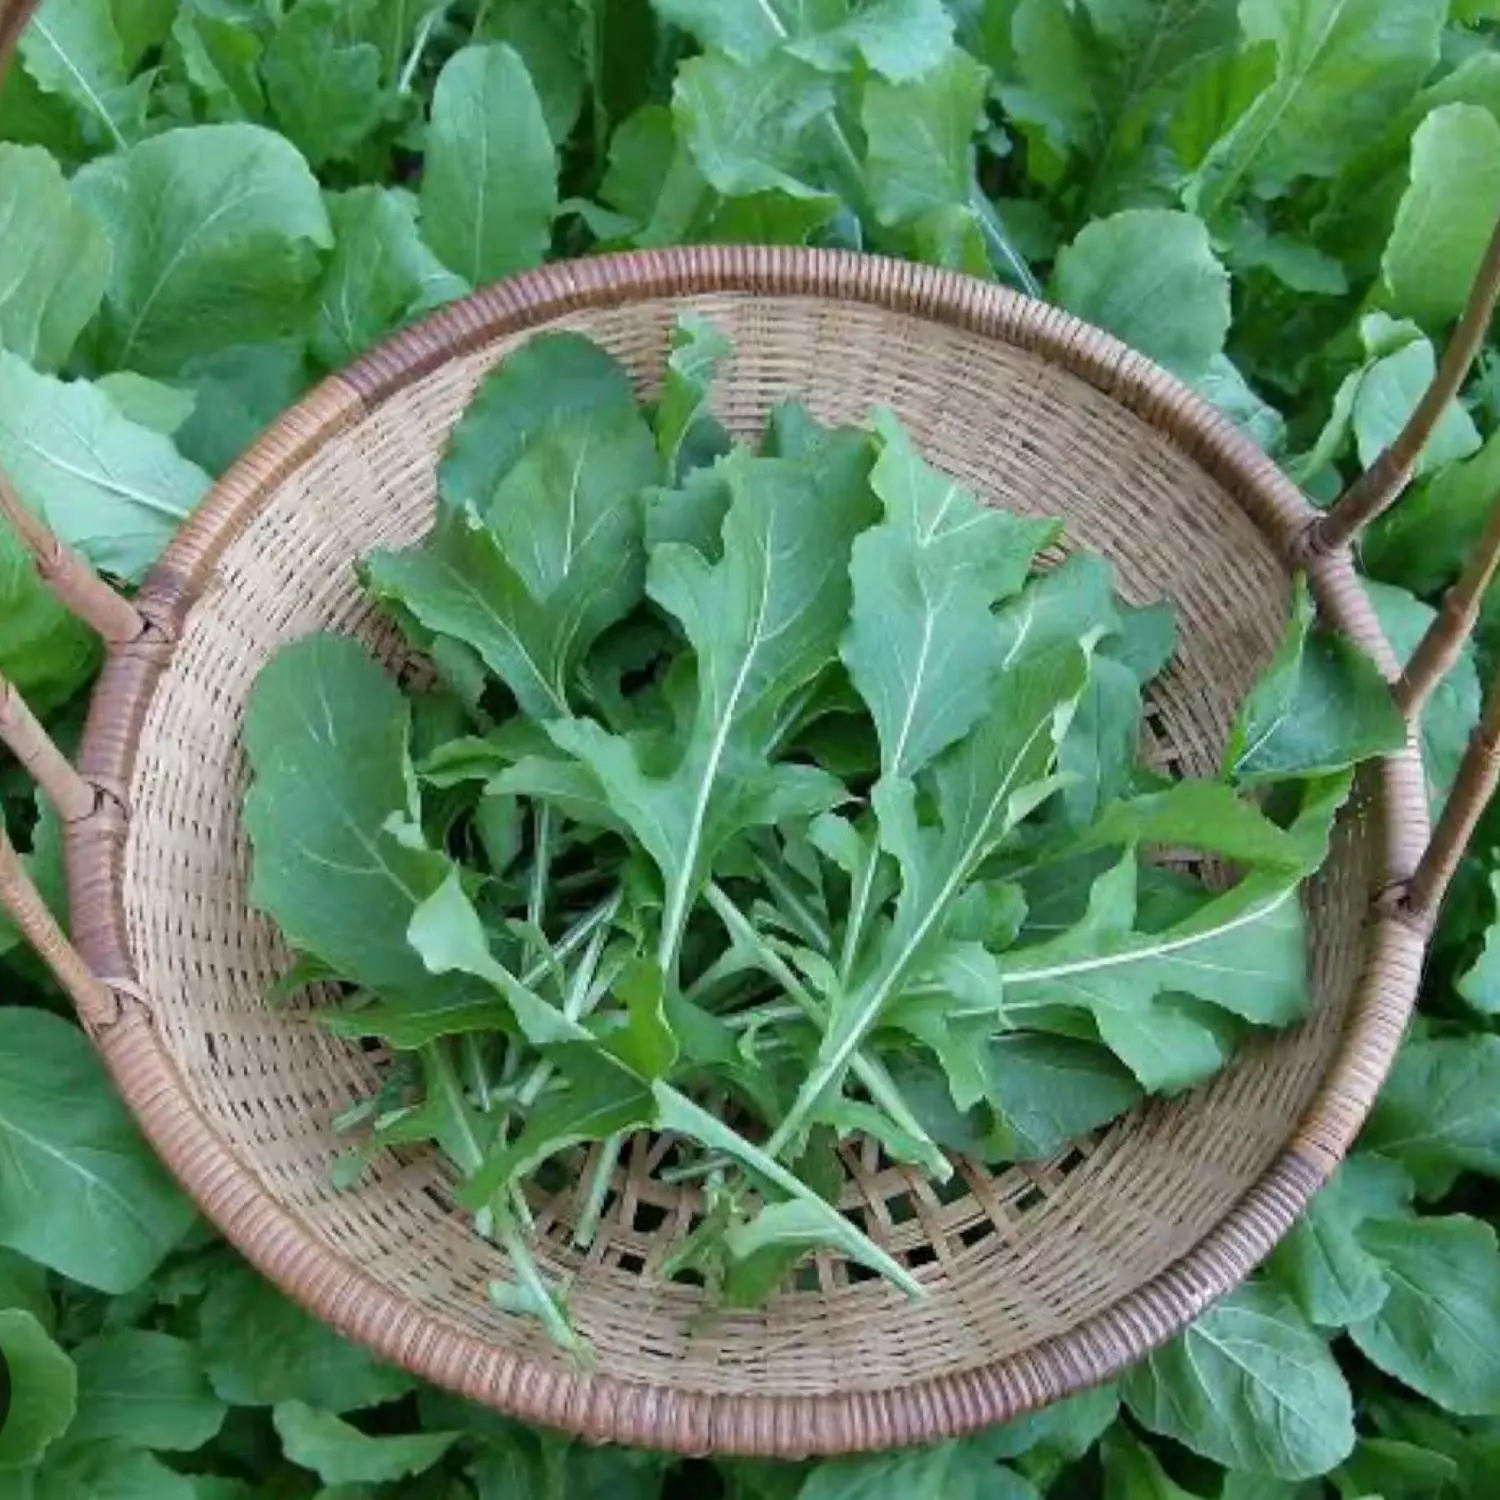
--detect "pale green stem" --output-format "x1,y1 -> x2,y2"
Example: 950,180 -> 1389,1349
839,849 -> 881,986
398,5 -> 444,93
528,803 -> 554,936
515,917 -> 613,1110
751,850 -> 830,951
970,173 -> 1042,298
429,1040 -> 575,1349
705,884 -> 950,1181
463,1035 -> 492,1112
573,1134 -> 624,1249
492,1212 -> 578,1353
722,1001 -> 806,1032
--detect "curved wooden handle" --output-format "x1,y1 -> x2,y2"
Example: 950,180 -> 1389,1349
0,0 -> 37,60
0,0 -> 145,1007
0,819 -> 117,1024
1308,214 -> 1500,559
0,0 -> 143,637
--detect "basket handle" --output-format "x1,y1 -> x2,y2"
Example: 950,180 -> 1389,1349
0,0 -> 34,59
1296,211 -> 1500,930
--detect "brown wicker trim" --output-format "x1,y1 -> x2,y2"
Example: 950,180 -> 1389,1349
61,247 -> 1428,1454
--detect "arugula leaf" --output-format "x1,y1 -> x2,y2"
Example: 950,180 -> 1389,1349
1052,209 -> 1231,382
772,631 -> 1092,1154
1363,432 -> 1500,598
459,1064 -> 653,1210
311,186 -> 468,369
0,1309 -> 75,1469
0,1248 -> 53,1329
672,49 -> 835,202
1266,1157 -> 1394,1330
478,0 -> 588,145
16,0 -> 150,152
1224,578 -> 1405,785
261,0 -> 389,167
1350,318 -> 1482,475
982,1033 -> 1141,1160
1099,1429 -> 1206,1500
0,1008 -> 195,1294
655,313 -> 732,481
861,49 -> 990,227
438,332 -> 642,514
72,123 -> 332,376
199,1263 -> 415,1411
1364,581 -> 1480,815
0,143 -> 105,371
1186,0 -> 1446,222
1333,1438 -> 1462,1500
1380,99 -> 1500,334
1296,316 -> 1482,487
68,1330 -> 227,1451
0,352 -> 212,583
997,772 -> 1351,1061
979,1382 -> 1119,1487
21,1445 -> 204,1499
652,1084 -> 923,1296
96,372 -> 196,436
796,1438 -> 1041,1499
655,0 -> 955,82
842,409 -> 1059,780
1123,1279 -> 1356,1480
274,1402 -> 461,1486
420,43 -> 558,285
167,0 -> 270,122
1458,873 -> 1500,1015
244,634 -> 461,1005
170,338 -> 311,476
366,398 -> 658,717
1363,1036 -> 1500,1199
108,0 -> 175,69
1383,102 -> 1500,331
549,443 -> 875,971
1350,1215 -> 1500,1416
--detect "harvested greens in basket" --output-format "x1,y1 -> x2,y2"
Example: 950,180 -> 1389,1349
242,317 -> 1405,1349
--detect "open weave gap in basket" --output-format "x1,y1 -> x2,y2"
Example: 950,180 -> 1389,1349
117,292 -> 1373,1395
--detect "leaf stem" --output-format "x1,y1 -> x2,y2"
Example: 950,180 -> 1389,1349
969,169 -> 1041,298
705,883 -> 950,1180
398,4 -> 445,93
839,843 -> 880,986
515,915 -> 614,1109
491,1207 -> 579,1353
751,850 -> 831,951
528,803 -> 554,936
573,1134 -> 623,1248
464,1034 -> 493,1112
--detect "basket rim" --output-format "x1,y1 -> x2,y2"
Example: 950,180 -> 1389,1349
65,245 -> 1432,1458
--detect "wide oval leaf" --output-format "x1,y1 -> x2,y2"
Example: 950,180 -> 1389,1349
0,1009 -> 195,1293
1123,1280 -> 1355,1480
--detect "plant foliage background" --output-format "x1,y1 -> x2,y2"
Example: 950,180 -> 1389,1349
3,0 -> 1500,1495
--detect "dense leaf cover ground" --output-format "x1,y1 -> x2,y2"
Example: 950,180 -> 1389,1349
4,1 -> 1500,1496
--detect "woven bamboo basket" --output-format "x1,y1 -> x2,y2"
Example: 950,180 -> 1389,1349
5,1 -> 1500,1457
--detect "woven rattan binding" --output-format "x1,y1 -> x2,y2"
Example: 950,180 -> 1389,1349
1,0 -> 1499,1455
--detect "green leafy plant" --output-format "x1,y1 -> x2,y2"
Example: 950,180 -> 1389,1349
2,0 -> 1500,1495
234,318 -> 1401,1344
